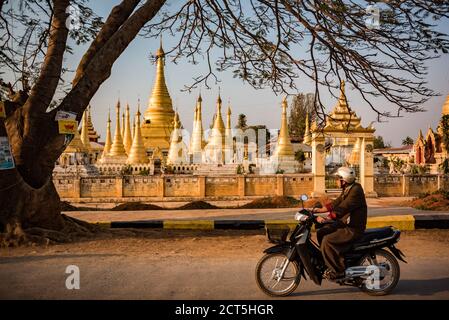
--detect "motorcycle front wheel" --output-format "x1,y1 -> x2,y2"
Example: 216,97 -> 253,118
255,252 -> 300,297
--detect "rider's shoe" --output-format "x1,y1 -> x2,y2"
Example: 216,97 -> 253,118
323,269 -> 345,282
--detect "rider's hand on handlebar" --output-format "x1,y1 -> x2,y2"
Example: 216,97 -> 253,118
316,216 -> 326,224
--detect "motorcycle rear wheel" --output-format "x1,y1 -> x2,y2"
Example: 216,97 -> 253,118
255,252 -> 300,297
358,248 -> 400,296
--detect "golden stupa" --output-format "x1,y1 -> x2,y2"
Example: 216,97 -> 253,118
101,110 -> 112,158
274,97 -> 294,157
127,104 -> 149,164
140,40 -> 175,156
123,103 -> 133,154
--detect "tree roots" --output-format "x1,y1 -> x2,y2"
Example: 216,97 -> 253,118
0,214 -> 103,248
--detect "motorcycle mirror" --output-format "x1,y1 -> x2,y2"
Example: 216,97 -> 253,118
300,194 -> 308,202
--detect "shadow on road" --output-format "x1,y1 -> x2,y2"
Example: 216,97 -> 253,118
0,253 -> 123,264
395,278 -> 449,296
288,277 -> 449,298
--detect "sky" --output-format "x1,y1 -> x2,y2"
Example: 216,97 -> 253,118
7,1 -> 449,147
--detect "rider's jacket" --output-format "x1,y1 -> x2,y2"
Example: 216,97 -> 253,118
327,182 -> 367,233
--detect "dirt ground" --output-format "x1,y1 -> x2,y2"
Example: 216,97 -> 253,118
1,229 -> 447,260
0,230 -> 448,299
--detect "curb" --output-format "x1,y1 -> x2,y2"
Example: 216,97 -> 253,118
94,214 -> 449,231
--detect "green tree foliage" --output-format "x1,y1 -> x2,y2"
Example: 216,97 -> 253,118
402,136 -> 414,146
288,93 -> 315,141
235,113 -> 248,129
294,149 -> 306,163
373,136 -> 392,149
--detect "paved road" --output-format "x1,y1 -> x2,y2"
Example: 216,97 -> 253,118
1,230 -> 448,299
66,207 -> 449,223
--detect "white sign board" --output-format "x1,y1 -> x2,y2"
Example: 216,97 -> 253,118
0,136 -> 15,170
55,111 -> 77,121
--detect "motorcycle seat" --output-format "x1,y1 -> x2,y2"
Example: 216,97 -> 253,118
352,227 -> 396,245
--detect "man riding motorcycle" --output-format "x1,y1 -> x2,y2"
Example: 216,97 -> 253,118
312,166 -> 368,281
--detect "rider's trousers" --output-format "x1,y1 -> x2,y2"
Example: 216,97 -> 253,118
320,226 -> 362,274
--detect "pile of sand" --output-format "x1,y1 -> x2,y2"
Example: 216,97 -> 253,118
239,196 -> 300,209
111,202 -> 164,211
60,201 -> 97,211
176,201 -> 219,210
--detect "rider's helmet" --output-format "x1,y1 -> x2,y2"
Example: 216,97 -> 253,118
335,166 -> 356,184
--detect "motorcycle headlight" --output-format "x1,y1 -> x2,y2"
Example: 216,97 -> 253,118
294,212 -> 309,222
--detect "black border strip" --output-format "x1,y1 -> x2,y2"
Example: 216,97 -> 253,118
214,220 -> 266,229
110,220 -> 164,228
414,215 -> 449,229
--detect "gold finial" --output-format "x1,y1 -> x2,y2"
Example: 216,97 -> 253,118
127,106 -> 149,164
156,35 -> 165,58
217,87 -> 222,104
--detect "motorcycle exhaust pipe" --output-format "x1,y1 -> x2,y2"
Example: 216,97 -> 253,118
345,266 -> 380,279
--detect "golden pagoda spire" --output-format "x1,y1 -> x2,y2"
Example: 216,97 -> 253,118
132,118 -> 136,141
226,102 -> 232,130
123,103 -> 133,154
80,109 -> 91,150
338,80 -> 347,107
127,105 -> 149,164
275,97 -> 294,157
121,112 -> 125,139
206,91 -> 226,162
144,38 -> 173,118
86,105 -> 100,142
102,109 -> 112,158
140,39 -> 175,154
109,100 -> 128,157
304,112 -> 312,145
212,92 -> 225,134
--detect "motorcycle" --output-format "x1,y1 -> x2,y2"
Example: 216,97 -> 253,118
255,194 -> 406,297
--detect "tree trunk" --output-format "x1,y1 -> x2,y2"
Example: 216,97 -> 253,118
0,0 -> 167,246
0,172 -> 64,231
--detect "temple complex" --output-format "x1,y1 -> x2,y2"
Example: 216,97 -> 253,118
53,39 -> 448,201
308,80 -> 377,197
